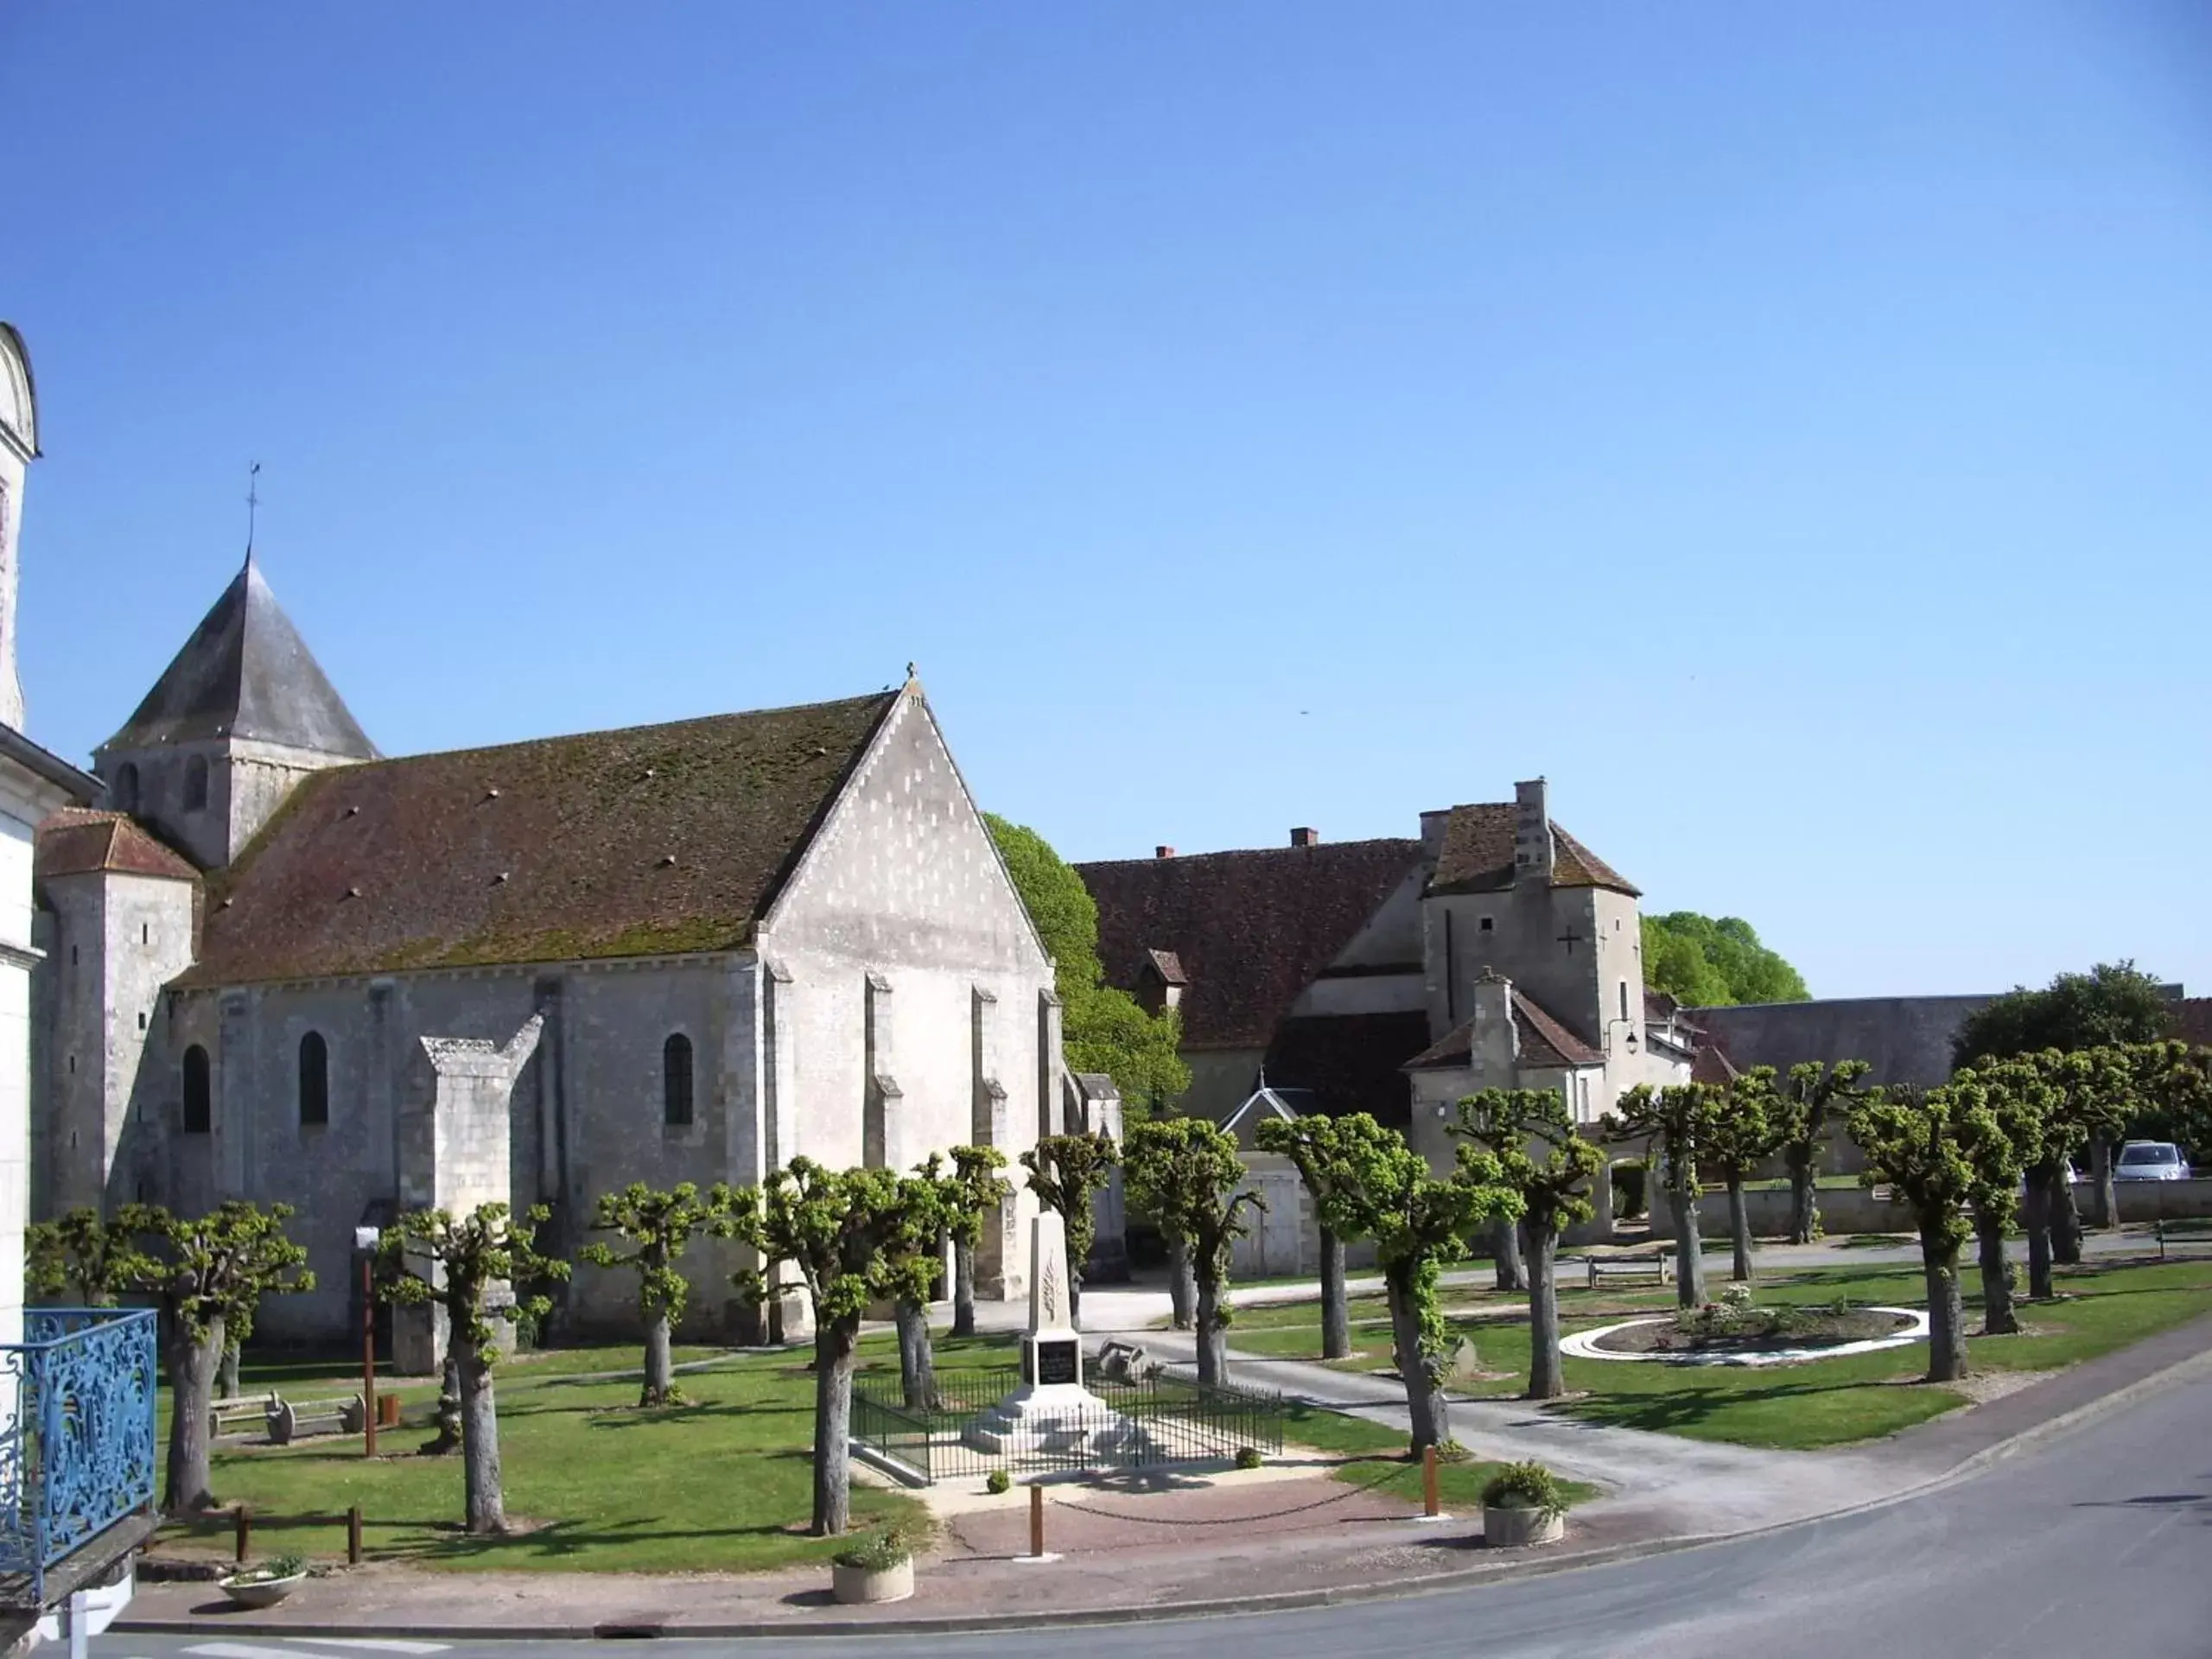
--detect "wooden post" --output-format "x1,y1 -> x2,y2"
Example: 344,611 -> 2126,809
347,1504 -> 364,1566
362,1254 -> 378,1458
1028,1484 -> 1045,1558
234,1503 -> 252,1564
1421,1445 -> 1440,1518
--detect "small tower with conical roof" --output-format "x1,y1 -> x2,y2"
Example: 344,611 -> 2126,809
94,556 -> 378,869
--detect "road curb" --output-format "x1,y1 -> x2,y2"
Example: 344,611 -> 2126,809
115,1321 -> 2212,1642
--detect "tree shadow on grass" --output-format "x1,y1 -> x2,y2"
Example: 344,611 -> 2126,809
1554,1373 -> 1953,1437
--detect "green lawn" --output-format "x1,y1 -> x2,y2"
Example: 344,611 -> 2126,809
1216,1255 -> 2212,1452
156,1332 -> 1020,1573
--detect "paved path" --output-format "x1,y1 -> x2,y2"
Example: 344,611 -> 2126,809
98,1356 -> 2212,1656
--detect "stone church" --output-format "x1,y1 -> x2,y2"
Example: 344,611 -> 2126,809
1079,781 -> 1702,1237
34,557 -> 1071,1354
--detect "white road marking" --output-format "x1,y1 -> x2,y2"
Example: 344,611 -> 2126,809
290,1645 -> 452,1656
186,1645 -> 333,1659
184,1644 -> 448,1659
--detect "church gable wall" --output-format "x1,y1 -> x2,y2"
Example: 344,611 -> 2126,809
761,692 -> 1052,1288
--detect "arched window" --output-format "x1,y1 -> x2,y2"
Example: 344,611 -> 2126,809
663,1033 -> 694,1127
181,1046 -> 211,1134
112,763 -> 139,813
299,1032 -> 329,1126
183,755 -> 209,811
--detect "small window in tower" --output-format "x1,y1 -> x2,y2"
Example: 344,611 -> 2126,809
137,1010 -> 147,1031
67,1055 -> 74,1075
141,924 -> 149,945
1619,980 -> 1630,1021
299,1032 -> 330,1126
664,1033 -> 695,1127
113,764 -> 140,813
69,946 -> 77,966
181,1045 -> 211,1133
184,755 -> 209,812
1478,917 -> 1494,932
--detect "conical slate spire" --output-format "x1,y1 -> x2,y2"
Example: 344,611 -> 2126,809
102,557 -> 376,758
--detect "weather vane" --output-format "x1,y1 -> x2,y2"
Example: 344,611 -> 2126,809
245,461 -> 261,556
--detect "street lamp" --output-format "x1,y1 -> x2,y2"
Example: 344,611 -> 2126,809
353,1226 -> 381,1458
1605,1020 -> 1639,1058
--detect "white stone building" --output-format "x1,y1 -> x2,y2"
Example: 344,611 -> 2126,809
35,557 -> 1071,1355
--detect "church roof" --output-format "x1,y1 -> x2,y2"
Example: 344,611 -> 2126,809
35,809 -> 200,883
1427,803 -> 1638,897
1403,987 -> 1605,1071
1261,1010 -> 1430,1129
1077,837 -> 1427,1049
100,558 -> 377,760
178,690 -> 899,986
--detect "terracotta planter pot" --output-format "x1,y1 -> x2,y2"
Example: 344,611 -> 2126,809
1483,1503 -> 1565,1548
219,1572 -> 307,1609
830,1558 -> 914,1605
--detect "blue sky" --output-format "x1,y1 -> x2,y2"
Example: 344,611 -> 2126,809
5,3 -> 2209,999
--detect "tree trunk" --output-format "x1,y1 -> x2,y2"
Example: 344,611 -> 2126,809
1672,1182 -> 1707,1309
1385,1274 -> 1448,1453
218,1343 -> 240,1402
1921,1231 -> 1968,1383
1726,1178 -> 1754,1283
1974,1204 -> 2017,1336
1167,1238 -> 1196,1331
810,1317 -> 858,1536
1194,1274 -> 1227,1386
1491,1217 -> 1526,1294
2052,1169 -> 2084,1265
951,1236 -> 977,1339
1525,1224 -> 1563,1401
1319,1229 -> 1351,1361
423,1348 -> 463,1456
458,1341 -> 505,1534
163,1316 -> 223,1513
895,1297 -> 937,1409
1788,1157 -> 1820,1245
2024,1172 -> 2055,1300
640,1309 -> 675,1407
2088,1135 -> 2118,1231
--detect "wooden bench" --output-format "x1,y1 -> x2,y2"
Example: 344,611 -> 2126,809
1578,1253 -> 1674,1290
267,1392 -> 367,1445
209,1392 -> 278,1440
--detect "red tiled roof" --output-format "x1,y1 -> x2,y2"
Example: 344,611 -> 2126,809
1077,838 -> 1426,1049
179,691 -> 898,986
1404,987 -> 1604,1071
36,810 -> 200,884
1427,803 -> 1638,897
2169,999 -> 2212,1049
1143,949 -> 1188,986
1259,1011 -> 1431,1131
1693,1042 -> 1741,1085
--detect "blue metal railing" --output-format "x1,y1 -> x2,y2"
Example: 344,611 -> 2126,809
0,1306 -> 159,1605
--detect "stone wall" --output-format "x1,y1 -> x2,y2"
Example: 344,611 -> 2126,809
1695,1179 -> 2212,1238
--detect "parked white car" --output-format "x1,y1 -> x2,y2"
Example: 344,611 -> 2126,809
2113,1141 -> 2193,1182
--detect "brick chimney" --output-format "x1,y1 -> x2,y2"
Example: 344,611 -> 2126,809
1290,827 -> 1319,848
1513,779 -> 1554,885
1155,845 -> 1176,859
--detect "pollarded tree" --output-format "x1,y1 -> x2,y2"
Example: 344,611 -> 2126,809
1847,1083 -> 2024,1382
944,1145 -> 1014,1340
1253,1112 -> 1395,1361
893,1156 -> 963,1411
1700,1067 -> 1785,1283
27,1206 -> 149,1306
1605,1084 -> 1722,1308
1773,1059 -> 1872,1243
1953,1064 -> 2046,1336
121,1201 -> 314,1514
2028,1046 -> 2135,1262
1124,1118 -> 1264,1384
378,1202 -> 569,1535
2127,1040 -> 2212,1167
1450,1090 -> 1605,1400
1326,1114 -> 1519,1453
580,1181 -> 739,1407
1020,1131 -> 1117,1322
732,1159 -> 943,1536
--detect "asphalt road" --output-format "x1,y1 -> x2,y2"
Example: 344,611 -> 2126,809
96,1364 -> 2212,1659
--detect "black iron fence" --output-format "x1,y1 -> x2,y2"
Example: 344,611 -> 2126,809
850,1363 -> 1284,1484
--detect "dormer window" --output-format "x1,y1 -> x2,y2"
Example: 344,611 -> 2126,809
112,763 -> 140,813
184,755 -> 209,811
